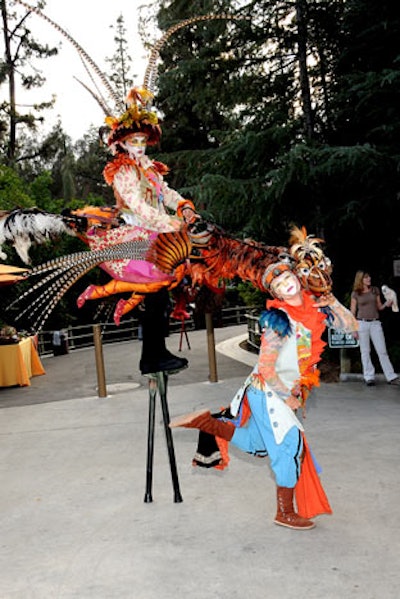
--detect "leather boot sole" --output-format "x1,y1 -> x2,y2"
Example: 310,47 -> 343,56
274,518 -> 315,530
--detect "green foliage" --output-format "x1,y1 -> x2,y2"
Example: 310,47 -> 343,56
29,171 -> 53,208
73,128 -> 113,204
152,0 -> 400,300
237,280 -> 266,309
0,165 -> 33,208
0,0 -> 59,164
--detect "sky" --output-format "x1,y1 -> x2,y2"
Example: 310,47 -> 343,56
13,0 -> 157,141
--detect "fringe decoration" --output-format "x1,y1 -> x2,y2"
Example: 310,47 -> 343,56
259,308 -> 292,338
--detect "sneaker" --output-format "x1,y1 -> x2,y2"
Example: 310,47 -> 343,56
366,380 -> 376,386
388,377 -> 400,386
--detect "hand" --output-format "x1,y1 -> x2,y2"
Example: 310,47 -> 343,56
313,292 -> 335,308
181,207 -> 200,224
285,394 -> 302,410
172,217 -> 183,231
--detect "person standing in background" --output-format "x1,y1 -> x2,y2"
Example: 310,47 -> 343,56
350,271 -> 400,386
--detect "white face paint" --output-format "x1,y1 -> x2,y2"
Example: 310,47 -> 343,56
123,134 -> 148,159
270,270 -> 301,300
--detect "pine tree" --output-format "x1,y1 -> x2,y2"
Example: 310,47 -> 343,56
152,0 -> 399,293
105,14 -> 135,101
0,0 -> 58,165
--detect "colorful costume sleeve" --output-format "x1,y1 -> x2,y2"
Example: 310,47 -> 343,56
160,181 -> 189,213
318,295 -> 359,332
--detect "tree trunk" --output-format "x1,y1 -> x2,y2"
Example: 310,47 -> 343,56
1,0 -> 16,164
317,43 -> 332,135
295,0 -> 314,140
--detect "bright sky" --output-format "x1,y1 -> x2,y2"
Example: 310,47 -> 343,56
15,0 -> 157,141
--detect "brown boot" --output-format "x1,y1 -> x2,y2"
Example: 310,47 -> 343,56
169,409 -> 234,441
274,486 -> 315,530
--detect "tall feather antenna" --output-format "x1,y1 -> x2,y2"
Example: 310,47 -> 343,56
143,13 -> 250,101
13,0 -> 124,111
14,2 -> 250,119
74,53 -> 114,114
73,77 -> 111,116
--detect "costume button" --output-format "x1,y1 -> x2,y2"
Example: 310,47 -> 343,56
267,391 -> 273,397
273,421 -> 279,428
269,408 -> 275,414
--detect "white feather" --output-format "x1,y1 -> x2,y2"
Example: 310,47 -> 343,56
0,210 -> 75,264
381,285 -> 399,312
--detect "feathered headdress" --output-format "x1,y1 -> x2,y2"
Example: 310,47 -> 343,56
105,87 -> 162,146
288,226 -> 326,264
14,2 -> 249,147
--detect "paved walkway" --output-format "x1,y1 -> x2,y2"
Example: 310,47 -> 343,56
1,325 -> 400,598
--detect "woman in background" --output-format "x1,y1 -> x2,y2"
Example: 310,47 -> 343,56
350,271 -> 399,386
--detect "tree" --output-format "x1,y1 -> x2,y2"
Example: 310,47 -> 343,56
0,0 -> 58,165
152,0 -> 400,296
105,14 -> 135,101
0,163 -> 33,208
73,128 -> 113,205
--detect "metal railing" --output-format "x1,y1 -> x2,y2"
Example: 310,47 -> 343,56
37,305 -> 253,356
246,311 -> 261,351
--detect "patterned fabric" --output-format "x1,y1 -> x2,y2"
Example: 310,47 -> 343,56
268,290 -> 326,403
104,154 -> 187,233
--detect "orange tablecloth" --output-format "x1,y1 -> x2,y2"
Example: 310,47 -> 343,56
0,337 -> 45,387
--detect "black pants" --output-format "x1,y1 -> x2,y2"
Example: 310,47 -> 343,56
140,289 -> 171,366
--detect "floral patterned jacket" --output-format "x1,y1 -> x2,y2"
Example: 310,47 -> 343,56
103,154 -> 194,232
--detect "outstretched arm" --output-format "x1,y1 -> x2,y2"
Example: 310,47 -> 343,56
316,293 -> 358,332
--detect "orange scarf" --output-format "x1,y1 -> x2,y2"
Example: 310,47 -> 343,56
267,290 -> 326,368
267,291 -> 326,397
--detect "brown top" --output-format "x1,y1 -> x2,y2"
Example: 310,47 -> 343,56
351,287 -> 379,320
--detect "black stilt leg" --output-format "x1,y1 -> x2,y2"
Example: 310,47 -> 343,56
144,377 -> 157,503
178,320 -> 191,351
143,372 -> 183,503
157,372 -> 183,503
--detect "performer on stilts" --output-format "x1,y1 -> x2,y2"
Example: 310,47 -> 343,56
103,88 -> 199,374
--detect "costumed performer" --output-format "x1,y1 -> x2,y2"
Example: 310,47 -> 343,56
170,260 -> 358,530
103,88 -> 199,375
